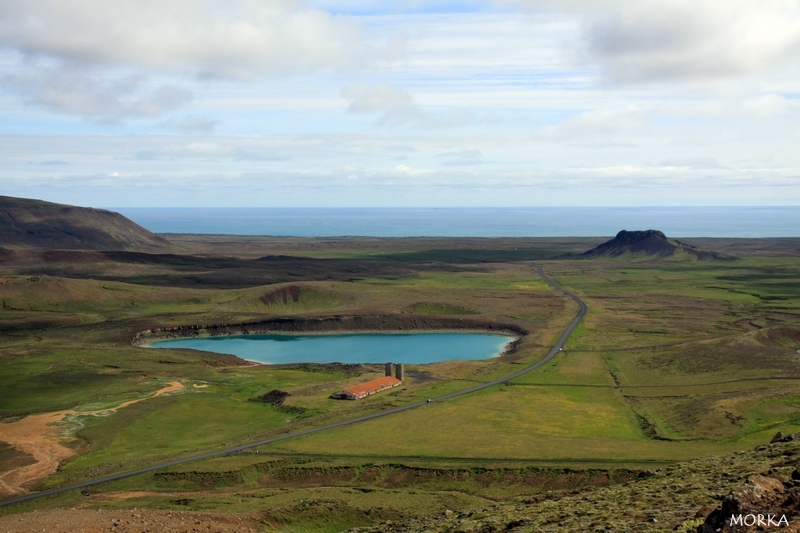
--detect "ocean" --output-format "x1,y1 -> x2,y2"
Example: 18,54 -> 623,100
113,207 -> 800,238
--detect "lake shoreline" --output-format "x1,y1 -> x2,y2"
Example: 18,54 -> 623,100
132,314 -> 527,364
150,331 -> 515,366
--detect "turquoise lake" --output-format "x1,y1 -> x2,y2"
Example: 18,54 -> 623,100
149,333 -> 514,365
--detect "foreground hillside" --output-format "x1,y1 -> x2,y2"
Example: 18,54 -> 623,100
1,433 -> 798,532
0,196 -> 170,252
348,433 -> 800,533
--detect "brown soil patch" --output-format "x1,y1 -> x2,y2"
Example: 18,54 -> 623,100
0,508 -> 260,533
259,284 -> 301,305
738,320 -> 761,331
0,382 -> 183,496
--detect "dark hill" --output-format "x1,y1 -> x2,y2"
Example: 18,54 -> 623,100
582,229 -> 734,260
0,195 -> 170,251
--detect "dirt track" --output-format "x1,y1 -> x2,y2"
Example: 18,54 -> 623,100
0,382 -> 184,497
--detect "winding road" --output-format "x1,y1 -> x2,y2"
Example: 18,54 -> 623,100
0,265 -> 587,508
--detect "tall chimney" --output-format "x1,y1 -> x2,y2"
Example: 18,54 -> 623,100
385,362 -> 393,377
395,363 -> 404,381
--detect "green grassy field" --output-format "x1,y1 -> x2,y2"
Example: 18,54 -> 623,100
2,238 -> 799,531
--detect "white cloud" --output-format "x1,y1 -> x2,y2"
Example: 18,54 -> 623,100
306,1 -> 493,14
392,163 -> 432,176
0,1 -> 398,124
741,94 -> 793,119
2,3 -> 800,208
8,162 -> 800,207
342,82 -> 472,128
0,0 -> 385,79
436,148 -> 483,166
510,0 -> 800,83
672,93 -> 799,123
536,107 -> 647,145
156,115 -> 222,133
135,142 -> 234,161
132,139 -> 297,163
384,144 -> 417,153
344,82 -> 415,114
2,64 -> 193,122
657,157 -> 722,169
4,127 -> 800,207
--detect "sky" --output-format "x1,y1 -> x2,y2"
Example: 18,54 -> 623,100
1,0 -> 800,207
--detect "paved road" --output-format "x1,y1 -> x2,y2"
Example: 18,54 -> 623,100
0,265 -> 586,507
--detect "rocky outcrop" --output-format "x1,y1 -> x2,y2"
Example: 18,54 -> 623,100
697,473 -> 800,532
582,229 -> 734,260
694,432 -> 800,531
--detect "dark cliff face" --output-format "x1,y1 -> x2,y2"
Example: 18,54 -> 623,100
582,229 -> 679,257
135,314 -> 529,342
612,229 -> 667,244
0,195 -> 170,251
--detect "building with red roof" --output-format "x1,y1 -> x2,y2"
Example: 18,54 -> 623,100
331,375 -> 402,400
